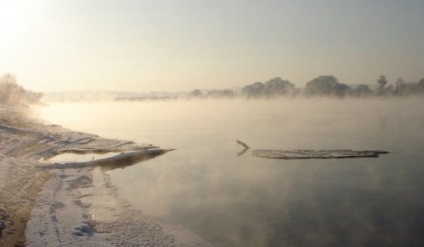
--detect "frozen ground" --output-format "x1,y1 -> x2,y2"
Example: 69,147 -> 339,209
0,104 -> 212,246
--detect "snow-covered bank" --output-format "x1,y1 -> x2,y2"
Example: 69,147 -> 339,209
26,166 -> 211,247
0,104 -> 212,246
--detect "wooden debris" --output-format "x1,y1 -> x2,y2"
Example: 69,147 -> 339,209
236,140 -> 249,149
252,149 -> 389,159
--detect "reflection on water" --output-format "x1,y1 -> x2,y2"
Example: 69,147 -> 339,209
45,150 -> 170,172
46,152 -> 119,163
38,98 -> 424,247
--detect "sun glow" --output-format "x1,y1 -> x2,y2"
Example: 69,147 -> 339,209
0,0 -> 49,30
0,0 -> 49,84
0,1 -> 25,30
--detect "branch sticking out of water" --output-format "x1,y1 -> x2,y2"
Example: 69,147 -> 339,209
236,140 -> 249,149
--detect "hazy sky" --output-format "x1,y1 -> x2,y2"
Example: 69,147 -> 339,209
1,0 -> 423,92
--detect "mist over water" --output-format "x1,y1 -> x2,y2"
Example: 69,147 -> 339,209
38,98 -> 424,247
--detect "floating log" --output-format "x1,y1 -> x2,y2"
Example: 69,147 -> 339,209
252,149 -> 389,159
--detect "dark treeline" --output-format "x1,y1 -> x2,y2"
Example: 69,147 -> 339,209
189,75 -> 424,99
0,74 -> 43,105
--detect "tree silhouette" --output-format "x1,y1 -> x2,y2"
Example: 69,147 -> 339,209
377,75 -> 387,89
189,89 -> 203,98
242,77 -> 294,98
394,78 -> 406,95
351,84 -> 372,97
418,77 -> 424,93
0,73 -> 43,105
305,75 -> 349,96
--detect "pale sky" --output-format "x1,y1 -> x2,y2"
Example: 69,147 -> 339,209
1,0 -> 423,92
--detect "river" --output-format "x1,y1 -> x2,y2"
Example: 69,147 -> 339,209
37,97 -> 424,247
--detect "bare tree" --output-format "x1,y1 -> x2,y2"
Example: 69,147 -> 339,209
0,73 -> 42,105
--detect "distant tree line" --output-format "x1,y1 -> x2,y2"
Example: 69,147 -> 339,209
0,73 -> 43,105
188,88 -> 236,99
241,77 -> 296,98
189,75 -> 424,99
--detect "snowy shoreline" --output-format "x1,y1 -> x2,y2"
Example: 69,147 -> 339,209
0,104 -> 212,246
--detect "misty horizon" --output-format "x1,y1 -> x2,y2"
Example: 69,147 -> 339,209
1,1 -> 424,246
38,74 -> 424,102
1,1 -> 423,92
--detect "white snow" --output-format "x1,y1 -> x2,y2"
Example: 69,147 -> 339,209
0,105 -> 212,246
26,166 -> 212,247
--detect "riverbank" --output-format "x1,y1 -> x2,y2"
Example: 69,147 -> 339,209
0,104 -> 212,246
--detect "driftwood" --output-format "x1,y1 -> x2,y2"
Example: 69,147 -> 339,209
236,140 -> 249,149
236,140 -> 250,157
236,140 -> 389,159
252,149 -> 389,159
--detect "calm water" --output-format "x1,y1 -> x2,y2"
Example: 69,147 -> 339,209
38,98 -> 424,247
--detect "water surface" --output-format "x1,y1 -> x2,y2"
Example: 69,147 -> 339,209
38,98 -> 424,247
